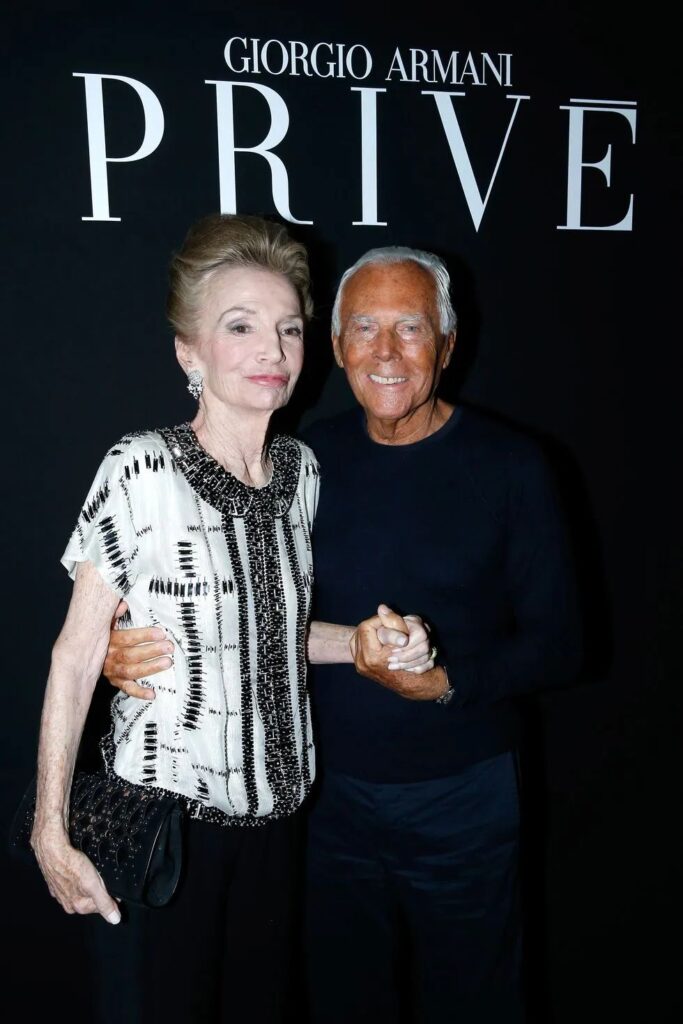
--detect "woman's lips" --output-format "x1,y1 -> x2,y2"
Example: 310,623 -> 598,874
247,375 -> 289,387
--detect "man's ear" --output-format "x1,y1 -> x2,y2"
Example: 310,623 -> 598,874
175,336 -> 194,375
332,334 -> 344,369
442,330 -> 456,370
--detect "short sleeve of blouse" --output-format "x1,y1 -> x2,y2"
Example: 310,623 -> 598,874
299,442 -> 320,527
61,439 -> 143,598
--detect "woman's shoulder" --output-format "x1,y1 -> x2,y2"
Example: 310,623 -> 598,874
278,434 -> 320,474
106,427 -> 171,456
96,427 -> 178,483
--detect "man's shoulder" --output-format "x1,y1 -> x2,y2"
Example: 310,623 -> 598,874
457,406 -> 543,466
297,407 -> 361,452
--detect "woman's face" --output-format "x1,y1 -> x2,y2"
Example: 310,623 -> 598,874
180,265 -> 305,416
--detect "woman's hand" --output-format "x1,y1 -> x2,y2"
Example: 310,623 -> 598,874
31,826 -> 121,924
102,601 -> 172,700
33,561 -> 124,919
374,606 -> 434,674
372,605 -> 434,674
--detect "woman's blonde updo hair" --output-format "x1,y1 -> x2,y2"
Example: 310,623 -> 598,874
167,213 -> 313,340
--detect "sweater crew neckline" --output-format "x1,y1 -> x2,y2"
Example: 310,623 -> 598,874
358,404 -> 464,452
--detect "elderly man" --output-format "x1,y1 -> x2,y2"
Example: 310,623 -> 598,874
104,247 -> 580,1022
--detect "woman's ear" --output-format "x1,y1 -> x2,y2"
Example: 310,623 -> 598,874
175,336 -> 194,375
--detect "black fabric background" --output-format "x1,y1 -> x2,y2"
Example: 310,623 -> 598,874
2,4 -> 680,1020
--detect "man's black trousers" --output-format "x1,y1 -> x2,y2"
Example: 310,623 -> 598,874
305,751 -> 524,1024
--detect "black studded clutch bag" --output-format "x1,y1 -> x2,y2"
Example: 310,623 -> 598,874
9,772 -> 184,908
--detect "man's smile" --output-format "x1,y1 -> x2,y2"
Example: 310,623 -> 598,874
368,374 -> 409,385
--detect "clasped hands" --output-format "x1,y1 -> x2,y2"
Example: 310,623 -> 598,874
350,604 -> 449,701
103,602 -> 449,702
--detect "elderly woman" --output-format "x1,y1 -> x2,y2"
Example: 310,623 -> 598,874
30,214 -> 430,1024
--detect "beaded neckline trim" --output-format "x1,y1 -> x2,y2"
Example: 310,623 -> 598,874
158,423 -> 301,517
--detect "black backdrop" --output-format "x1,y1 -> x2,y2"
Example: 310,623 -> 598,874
3,4 -> 680,1021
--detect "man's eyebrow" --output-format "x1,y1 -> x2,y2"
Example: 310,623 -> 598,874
348,311 -> 428,319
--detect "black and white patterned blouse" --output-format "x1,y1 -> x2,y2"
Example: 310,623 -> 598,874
62,424 -> 320,825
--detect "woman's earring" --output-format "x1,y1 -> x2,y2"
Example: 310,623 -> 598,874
186,369 -> 204,401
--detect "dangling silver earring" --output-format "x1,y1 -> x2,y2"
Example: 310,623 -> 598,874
186,369 -> 204,401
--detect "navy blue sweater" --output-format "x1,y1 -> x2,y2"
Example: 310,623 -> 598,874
301,405 -> 581,783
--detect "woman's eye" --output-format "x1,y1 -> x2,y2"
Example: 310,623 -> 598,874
282,325 -> 303,337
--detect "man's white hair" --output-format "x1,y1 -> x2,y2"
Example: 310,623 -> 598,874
330,246 -> 457,336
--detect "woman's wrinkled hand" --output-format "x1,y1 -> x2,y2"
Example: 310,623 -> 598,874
375,606 -> 434,675
31,826 -> 121,924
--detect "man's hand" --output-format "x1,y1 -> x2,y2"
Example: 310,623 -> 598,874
351,605 -> 449,700
102,601 -> 174,700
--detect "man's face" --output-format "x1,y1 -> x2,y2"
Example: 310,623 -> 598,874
333,261 -> 455,425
